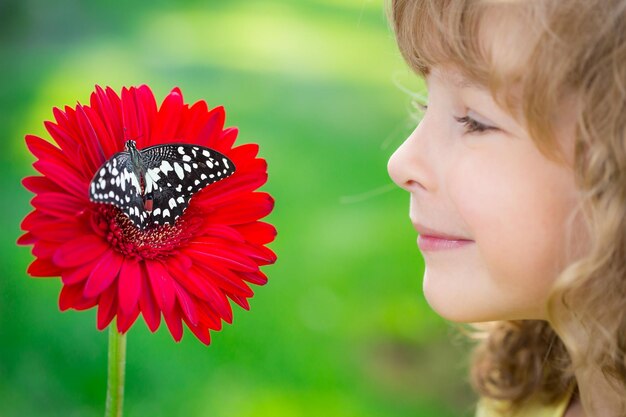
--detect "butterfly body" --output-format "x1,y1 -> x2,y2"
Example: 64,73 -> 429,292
89,140 -> 235,230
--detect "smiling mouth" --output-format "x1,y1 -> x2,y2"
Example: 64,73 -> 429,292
411,222 -> 474,251
417,235 -> 474,251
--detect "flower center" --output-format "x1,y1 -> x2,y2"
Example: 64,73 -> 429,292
93,205 -> 202,259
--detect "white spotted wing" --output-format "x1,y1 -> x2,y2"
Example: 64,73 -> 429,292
89,142 -> 236,230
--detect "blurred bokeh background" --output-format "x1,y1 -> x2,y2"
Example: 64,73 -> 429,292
0,0 -> 476,416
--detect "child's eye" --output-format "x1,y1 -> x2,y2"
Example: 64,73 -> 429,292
454,115 -> 495,134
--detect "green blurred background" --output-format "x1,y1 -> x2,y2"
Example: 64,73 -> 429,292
0,0 -> 476,416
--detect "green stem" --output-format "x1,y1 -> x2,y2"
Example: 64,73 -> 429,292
104,326 -> 127,417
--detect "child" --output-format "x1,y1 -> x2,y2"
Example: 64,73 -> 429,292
386,1 -> 626,416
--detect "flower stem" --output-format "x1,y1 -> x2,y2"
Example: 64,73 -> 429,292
104,326 -> 127,417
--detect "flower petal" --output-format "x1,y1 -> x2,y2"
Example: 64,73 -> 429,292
53,235 -> 110,268
31,192 -> 86,218
198,106 -> 225,149
59,283 -> 98,311
199,263 -> 253,297
27,258 -> 61,277
205,192 -> 274,225
22,176 -> 65,195
195,172 -> 268,208
173,281 -> 199,326
240,270 -> 269,286
97,285 -> 118,330
74,104 -> 106,173
164,307 -> 184,342
139,264 -> 161,332
116,306 -> 140,334
84,250 -> 124,298
145,260 -> 176,314
17,232 -> 37,245
90,86 -> 124,156
186,246 -> 258,273
61,258 -> 100,285
30,218 -> 88,242
226,292 -> 250,310
216,127 -> 238,151
234,222 -> 277,245
44,119 -> 79,157
118,258 -> 142,315
182,317 -> 211,345
152,87 -> 183,146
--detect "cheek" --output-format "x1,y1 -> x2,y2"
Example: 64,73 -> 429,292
447,152 -> 570,308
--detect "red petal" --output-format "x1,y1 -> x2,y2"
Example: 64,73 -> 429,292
198,224 -> 245,243
53,234 -> 110,268
59,284 -> 83,310
186,266 -> 232,323
21,210 -> 53,231
164,308 -> 184,342
44,120 -> 79,157
197,302 -> 225,329
182,317 -> 211,345
202,263 -> 253,297
234,222 -> 277,245
90,86 -> 124,156
230,143 -> 260,162
198,106 -> 225,149
83,105 -> 119,160
139,263 -> 161,332
25,135 -> 70,167
84,250 -> 124,298
136,85 -> 158,145
118,258 -> 142,315
59,283 -> 98,311
226,292 -> 250,310
173,282 -> 199,326
145,260 -> 176,314
74,104 -> 106,173
27,258 -> 61,277
17,232 -> 37,245
22,176 -> 65,195
121,87 -> 143,147
30,218 -> 88,242
152,88 -> 183,146
97,285 -> 118,330
216,127 -> 238,151
180,100 -> 209,144
191,236 -> 276,264
32,240 -> 59,258
32,160 -> 86,199
61,258 -> 100,285
195,172 -> 268,208
186,246 -> 259,273
31,192 -> 86,218
240,270 -> 269,286
116,306 -> 140,334
205,192 -> 274,225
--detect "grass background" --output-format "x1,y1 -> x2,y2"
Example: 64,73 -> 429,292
0,0 -> 477,416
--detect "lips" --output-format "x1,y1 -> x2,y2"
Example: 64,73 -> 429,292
412,222 -> 474,251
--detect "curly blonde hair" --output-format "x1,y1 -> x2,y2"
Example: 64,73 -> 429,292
387,0 -> 626,415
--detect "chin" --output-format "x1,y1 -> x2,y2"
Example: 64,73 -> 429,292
422,280 -> 505,323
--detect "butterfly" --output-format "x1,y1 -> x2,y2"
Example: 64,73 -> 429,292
89,140 -> 235,230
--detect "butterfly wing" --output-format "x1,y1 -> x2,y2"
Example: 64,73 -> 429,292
140,143 -> 236,227
89,152 -> 148,228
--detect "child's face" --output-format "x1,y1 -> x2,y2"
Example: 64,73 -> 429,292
388,66 -> 587,322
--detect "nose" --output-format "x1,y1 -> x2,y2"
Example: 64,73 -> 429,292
387,124 -> 434,193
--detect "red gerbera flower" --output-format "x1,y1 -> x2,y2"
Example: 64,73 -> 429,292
18,85 -> 277,345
